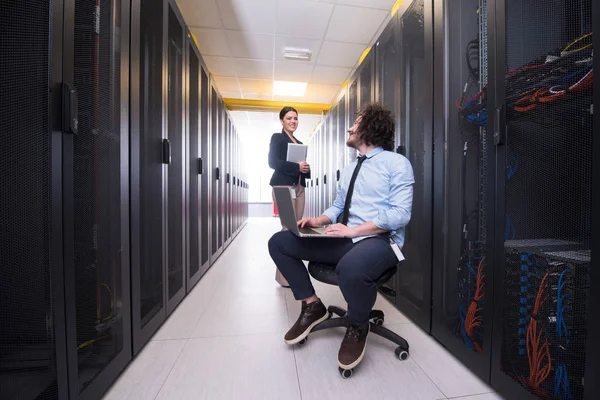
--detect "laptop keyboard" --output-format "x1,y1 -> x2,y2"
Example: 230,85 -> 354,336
299,227 -> 320,235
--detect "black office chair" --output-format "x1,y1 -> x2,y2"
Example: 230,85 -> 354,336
297,260 -> 410,378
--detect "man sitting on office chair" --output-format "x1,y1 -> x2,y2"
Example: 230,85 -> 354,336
268,103 -> 414,370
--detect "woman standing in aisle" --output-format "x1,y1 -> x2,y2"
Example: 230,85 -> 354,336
268,106 -> 311,287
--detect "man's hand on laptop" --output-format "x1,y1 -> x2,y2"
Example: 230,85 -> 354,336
324,223 -> 355,238
297,215 -> 330,228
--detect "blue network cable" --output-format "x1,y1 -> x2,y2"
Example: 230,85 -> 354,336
556,270 -> 568,342
459,304 -> 475,351
554,270 -> 572,400
505,215 -> 517,240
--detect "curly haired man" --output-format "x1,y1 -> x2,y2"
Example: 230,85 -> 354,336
268,103 -> 415,369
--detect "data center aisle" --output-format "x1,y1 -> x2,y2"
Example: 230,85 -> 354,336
104,218 -> 501,400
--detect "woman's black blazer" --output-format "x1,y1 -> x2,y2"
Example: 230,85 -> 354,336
268,132 -> 311,187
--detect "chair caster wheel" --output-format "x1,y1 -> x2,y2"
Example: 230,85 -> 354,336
372,317 -> 384,326
395,346 -> 409,360
339,367 -> 353,379
298,337 -> 308,346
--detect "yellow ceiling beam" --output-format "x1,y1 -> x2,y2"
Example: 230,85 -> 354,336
357,47 -> 371,67
223,98 -> 330,115
391,0 -> 404,16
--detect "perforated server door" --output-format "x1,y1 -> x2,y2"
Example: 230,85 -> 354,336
376,18 -> 401,150
63,0 -> 133,394
210,86 -> 220,259
431,0 -> 493,379
200,67 -> 210,272
226,118 -> 232,242
0,1 -> 68,398
490,1 -> 593,398
187,39 -> 201,290
338,94 -> 347,171
348,79 -> 358,161
217,101 -> 225,251
165,4 -> 185,312
374,14 -> 401,304
131,0 -> 166,354
394,0 -> 433,331
329,107 -> 338,205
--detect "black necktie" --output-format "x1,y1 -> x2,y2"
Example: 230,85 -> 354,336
341,155 -> 367,225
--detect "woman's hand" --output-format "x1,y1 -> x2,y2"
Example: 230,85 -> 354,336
298,161 -> 310,174
324,223 -> 356,238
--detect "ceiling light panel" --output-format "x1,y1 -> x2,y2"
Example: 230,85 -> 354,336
273,80 -> 308,96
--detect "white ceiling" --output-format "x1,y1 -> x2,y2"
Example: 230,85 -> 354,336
176,0 -> 396,144
177,0 -> 395,104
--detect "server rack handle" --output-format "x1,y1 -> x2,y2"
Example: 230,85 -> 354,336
226,173 -> 230,184
162,138 -> 171,164
324,174 -> 327,185
62,83 -> 78,134
336,170 -> 340,181
215,167 -> 220,180
198,157 -> 203,174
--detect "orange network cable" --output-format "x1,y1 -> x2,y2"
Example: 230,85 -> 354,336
465,256 -> 485,353
525,272 -> 552,394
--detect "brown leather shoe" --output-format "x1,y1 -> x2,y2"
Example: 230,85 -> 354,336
338,322 -> 370,369
284,299 -> 328,345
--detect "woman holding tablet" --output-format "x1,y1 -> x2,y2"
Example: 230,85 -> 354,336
268,106 -> 311,287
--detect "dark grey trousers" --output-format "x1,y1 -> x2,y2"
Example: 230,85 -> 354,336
267,231 -> 397,325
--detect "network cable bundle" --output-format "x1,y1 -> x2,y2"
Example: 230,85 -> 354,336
453,2 -> 489,354
502,241 -> 590,400
458,32 -> 593,126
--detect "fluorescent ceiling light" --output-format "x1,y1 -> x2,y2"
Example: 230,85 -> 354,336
284,48 -> 312,61
273,81 -> 308,97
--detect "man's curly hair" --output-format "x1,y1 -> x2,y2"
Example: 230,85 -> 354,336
356,103 -> 395,151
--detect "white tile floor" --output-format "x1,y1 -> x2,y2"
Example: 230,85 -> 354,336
103,218 -> 504,400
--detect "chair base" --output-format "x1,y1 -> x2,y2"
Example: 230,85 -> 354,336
302,305 -> 410,378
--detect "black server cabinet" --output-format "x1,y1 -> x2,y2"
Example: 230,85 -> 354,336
131,0 -> 185,354
217,100 -> 225,252
337,93 -> 347,172
586,5 -> 600,397
225,117 -> 232,243
348,79 -> 359,163
359,51 -> 375,108
375,15 -> 401,149
199,66 -> 211,274
431,0 -> 494,380
186,33 -> 203,291
166,2 -> 186,312
131,0 -> 166,354
329,107 -> 338,205
210,86 -> 220,262
64,0 -> 132,396
393,0 -> 434,331
489,0 -> 596,399
0,1 -> 70,398
374,13 -> 401,305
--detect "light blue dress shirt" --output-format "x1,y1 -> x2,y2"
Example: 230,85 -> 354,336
322,146 -> 414,248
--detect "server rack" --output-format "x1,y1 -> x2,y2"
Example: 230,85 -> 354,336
430,0 -> 494,381
489,0 -> 596,399
185,30 -> 204,292
63,0 -> 133,396
1,0 -> 70,397
199,65 -> 212,276
165,0 -> 186,314
374,13 -> 402,306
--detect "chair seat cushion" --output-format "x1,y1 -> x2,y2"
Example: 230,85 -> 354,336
307,261 -> 398,287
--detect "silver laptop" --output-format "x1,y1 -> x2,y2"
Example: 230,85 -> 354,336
273,187 -> 343,238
